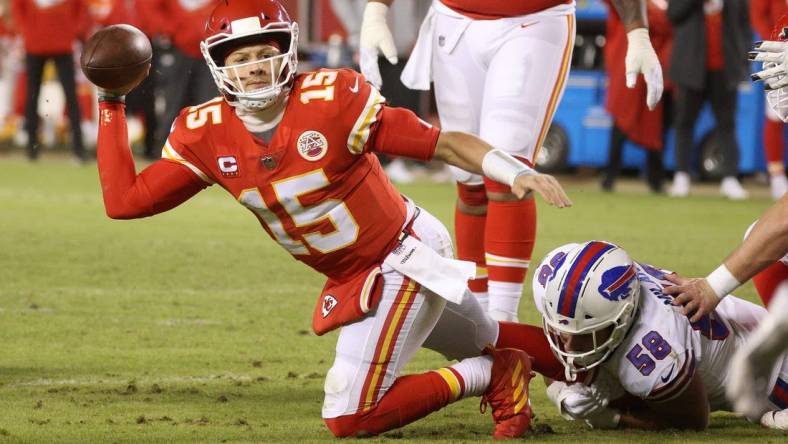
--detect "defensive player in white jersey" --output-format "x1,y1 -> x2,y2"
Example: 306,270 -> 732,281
531,241 -> 788,430
660,24 -> 788,428
360,0 -> 663,322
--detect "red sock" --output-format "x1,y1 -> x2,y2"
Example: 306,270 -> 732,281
455,183 -> 488,294
752,261 -> 788,308
484,179 -> 536,285
764,119 -> 785,165
324,371 -> 458,437
495,321 -> 565,381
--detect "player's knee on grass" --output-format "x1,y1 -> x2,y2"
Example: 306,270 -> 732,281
322,361 -> 355,423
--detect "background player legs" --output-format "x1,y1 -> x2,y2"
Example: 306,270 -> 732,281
126,49 -> 158,159
602,124 -> 627,191
670,85 -> 705,197
23,54 -> 45,160
52,53 -> 85,161
707,70 -> 746,199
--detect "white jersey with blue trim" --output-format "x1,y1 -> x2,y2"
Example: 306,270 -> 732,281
533,254 -> 787,410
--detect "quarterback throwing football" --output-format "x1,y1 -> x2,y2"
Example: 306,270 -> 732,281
94,0 -> 573,439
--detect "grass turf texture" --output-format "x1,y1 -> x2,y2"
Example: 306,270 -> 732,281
0,158 -> 785,443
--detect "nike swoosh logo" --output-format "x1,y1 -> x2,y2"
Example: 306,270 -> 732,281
521,21 -> 539,29
350,77 -> 359,93
661,363 -> 676,383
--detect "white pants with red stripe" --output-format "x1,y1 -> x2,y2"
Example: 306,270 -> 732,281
427,1 -> 575,184
322,207 -> 498,418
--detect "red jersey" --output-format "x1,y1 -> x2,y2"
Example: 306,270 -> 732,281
164,0 -> 215,58
11,0 -> 87,55
750,0 -> 788,40
439,0 -> 571,19
85,0 -> 128,27
162,69 -> 439,282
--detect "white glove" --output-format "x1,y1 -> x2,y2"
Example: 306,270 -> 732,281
625,28 -> 663,111
359,2 -> 398,89
760,410 -> 788,430
546,381 -> 610,420
750,40 -> 788,91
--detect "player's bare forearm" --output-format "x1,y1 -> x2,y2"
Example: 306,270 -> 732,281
368,0 -> 392,5
610,0 -> 648,31
433,131 -> 489,176
725,195 -> 788,282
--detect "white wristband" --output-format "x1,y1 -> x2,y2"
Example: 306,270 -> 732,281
705,264 -> 740,300
481,149 -> 534,187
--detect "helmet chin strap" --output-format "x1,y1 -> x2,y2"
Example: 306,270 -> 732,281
565,357 -> 577,382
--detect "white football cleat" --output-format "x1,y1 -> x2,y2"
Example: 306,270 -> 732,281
770,173 -> 788,200
720,176 -> 749,200
669,171 -> 690,197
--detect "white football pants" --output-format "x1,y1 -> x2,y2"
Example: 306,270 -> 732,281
429,2 -> 575,184
321,207 -> 498,418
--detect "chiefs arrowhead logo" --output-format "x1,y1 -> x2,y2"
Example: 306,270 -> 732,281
297,130 -> 328,161
322,294 -> 338,318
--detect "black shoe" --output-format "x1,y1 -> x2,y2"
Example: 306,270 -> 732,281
26,146 -> 39,162
648,180 -> 664,194
601,176 -> 614,192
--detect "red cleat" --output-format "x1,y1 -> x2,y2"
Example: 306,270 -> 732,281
480,346 -> 534,439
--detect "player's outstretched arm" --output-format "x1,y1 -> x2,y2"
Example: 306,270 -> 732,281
359,0 -> 396,89
664,194 -> 788,321
433,131 -> 572,208
96,97 -> 207,219
611,0 -> 663,110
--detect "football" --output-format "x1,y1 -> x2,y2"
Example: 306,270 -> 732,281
80,24 -> 152,93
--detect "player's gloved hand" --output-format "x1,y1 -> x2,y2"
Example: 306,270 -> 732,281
512,172 -> 573,208
663,273 -> 722,322
360,1 -> 398,89
750,40 -> 788,91
625,28 -> 663,111
546,381 -> 610,420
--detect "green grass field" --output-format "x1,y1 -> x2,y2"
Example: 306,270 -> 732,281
0,157 -> 785,443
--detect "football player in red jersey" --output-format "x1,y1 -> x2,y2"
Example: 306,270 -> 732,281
360,0 -> 662,323
95,0 -> 574,439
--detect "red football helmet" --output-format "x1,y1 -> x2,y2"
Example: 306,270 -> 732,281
200,0 -> 298,110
